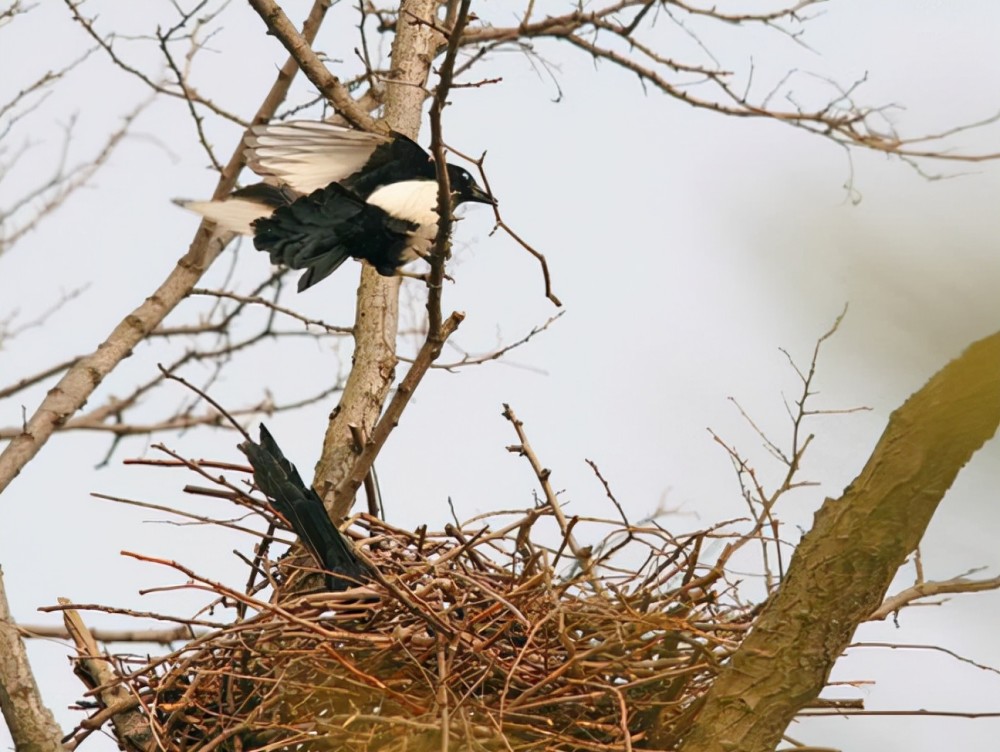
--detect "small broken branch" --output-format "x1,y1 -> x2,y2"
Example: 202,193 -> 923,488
60,600 -> 155,751
869,573 -> 1000,621
502,403 -> 603,593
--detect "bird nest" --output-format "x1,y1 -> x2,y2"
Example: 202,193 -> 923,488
73,451 -> 755,752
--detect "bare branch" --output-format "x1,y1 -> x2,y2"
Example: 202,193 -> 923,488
426,0 -> 473,339
331,311 -> 464,517
0,0 -> 332,496
1,102 -> 147,255
869,573 -> 1000,621
443,141 -> 562,308
19,622 -> 193,645
457,1 -> 1000,166
412,310 -> 563,371
849,641 -> 1000,678
502,403 -> 604,594
63,0 -> 246,127
316,0 -> 444,516
187,287 -> 353,334
246,0 -> 381,132
60,601 -> 154,751
0,356 -> 80,401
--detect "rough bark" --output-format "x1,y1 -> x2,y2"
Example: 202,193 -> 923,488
0,568 -> 63,752
314,0 -> 445,519
677,329 -> 1000,752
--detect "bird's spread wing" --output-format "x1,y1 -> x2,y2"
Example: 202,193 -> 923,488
244,121 -> 397,194
240,424 -> 372,591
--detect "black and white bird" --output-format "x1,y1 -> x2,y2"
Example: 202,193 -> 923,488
240,424 -> 372,592
179,121 -> 494,291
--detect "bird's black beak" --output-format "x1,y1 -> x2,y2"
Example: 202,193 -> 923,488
466,183 -> 496,206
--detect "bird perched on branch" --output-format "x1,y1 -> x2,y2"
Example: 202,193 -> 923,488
240,424 -> 372,592
178,121 -> 494,290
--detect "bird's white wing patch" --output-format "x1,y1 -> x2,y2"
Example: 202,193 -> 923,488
246,121 -> 390,193
176,197 -> 274,235
367,180 -> 440,226
367,180 -> 441,262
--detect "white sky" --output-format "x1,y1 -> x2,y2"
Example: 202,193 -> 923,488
2,1 -> 999,750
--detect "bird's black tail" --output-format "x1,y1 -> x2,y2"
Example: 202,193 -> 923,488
240,424 -> 372,592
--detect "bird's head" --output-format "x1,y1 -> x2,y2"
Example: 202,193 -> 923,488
446,164 -> 495,207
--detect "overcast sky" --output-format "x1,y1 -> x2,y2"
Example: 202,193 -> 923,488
2,2 -> 999,750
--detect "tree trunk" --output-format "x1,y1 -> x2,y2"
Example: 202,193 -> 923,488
315,0 -> 444,520
677,329 -> 1000,752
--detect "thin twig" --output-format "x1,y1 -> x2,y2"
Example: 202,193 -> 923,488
501,404 -> 603,594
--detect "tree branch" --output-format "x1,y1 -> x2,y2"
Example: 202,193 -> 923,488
331,312 -> 464,515
0,567 -> 63,752
502,404 -> 604,594
246,0 -> 381,133
60,600 -> 153,751
18,623 -> 199,645
678,328 -> 1000,752
457,1 -> 1000,166
869,573 -> 1000,621
426,0 -> 473,340
0,0 -> 331,497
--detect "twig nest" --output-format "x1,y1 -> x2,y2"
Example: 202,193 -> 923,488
111,513 -> 749,751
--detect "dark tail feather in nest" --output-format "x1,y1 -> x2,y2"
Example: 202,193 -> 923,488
240,424 -> 372,592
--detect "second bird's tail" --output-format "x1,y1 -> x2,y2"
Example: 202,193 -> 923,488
240,424 -> 372,592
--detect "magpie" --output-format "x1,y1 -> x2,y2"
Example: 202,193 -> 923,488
179,121 -> 494,291
240,424 -> 372,592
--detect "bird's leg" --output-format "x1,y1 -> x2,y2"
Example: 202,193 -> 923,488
396,268 -> 454,283
395,269 -> 429,282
